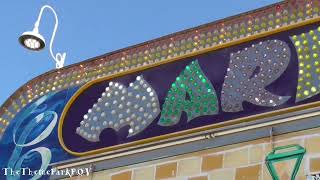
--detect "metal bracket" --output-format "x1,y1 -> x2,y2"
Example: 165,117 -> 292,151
270,127 -> 274,150
205,132 -> 216,139
89,164 -> 94,180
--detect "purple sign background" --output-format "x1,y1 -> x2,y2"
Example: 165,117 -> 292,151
61,22 -> 320,153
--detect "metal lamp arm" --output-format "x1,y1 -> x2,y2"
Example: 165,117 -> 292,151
34,5 -> 66,69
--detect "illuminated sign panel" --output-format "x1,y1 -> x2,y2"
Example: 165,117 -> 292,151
59,23 -> 320,156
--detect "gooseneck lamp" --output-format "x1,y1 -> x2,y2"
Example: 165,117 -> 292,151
19,5 -> 66,69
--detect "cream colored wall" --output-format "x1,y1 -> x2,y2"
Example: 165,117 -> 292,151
64,127 -> 320,180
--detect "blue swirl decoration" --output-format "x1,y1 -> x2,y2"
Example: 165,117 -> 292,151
0,87 -> 78,180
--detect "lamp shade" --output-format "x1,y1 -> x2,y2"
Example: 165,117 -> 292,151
19,30 -> 46,51
265,144 -> 306,180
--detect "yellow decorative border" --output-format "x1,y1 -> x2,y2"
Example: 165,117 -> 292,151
58,17 -> 320,156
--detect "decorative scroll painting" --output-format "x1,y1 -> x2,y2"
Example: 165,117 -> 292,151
59,22 -> 320,155
0,88 -> 78,180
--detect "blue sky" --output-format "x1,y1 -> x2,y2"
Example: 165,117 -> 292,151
0,0 -> 280,105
